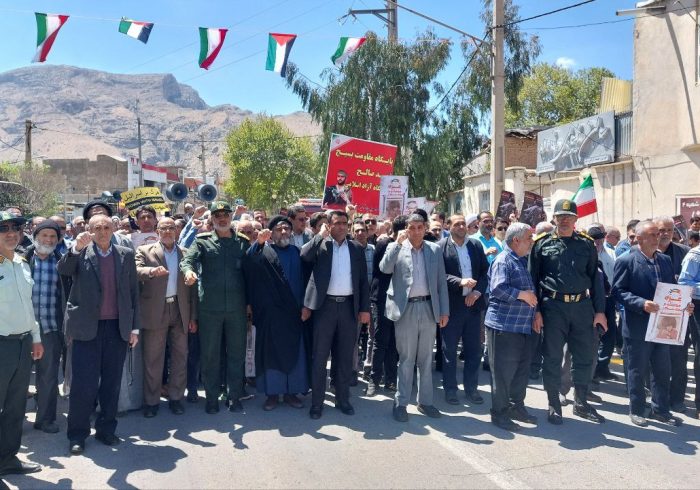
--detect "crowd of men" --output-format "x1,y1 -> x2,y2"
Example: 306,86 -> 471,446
0,197 -> 699,477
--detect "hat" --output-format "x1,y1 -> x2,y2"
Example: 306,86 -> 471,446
465,214 -> 479,226
267,215 -> 292,230
587,226 -> 606,240
553,199 -> 578,217
82,200 -> 113,220
33,219 -> 61,238
0,210 -> 26,225
209,201 -> 232,213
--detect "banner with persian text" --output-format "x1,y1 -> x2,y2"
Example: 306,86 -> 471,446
322,133 -> 397,214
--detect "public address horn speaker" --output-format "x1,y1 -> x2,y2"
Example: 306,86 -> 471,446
166,183 -> 189,202
197,184 -> 217,202
112,190 -> 122,202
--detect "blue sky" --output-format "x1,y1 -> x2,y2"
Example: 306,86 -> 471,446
0,1 -> 636,115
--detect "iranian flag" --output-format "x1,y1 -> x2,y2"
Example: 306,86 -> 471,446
33,13 -> 69,63
572,174 -> 597,218
331,37 -> 366,66
198,27 -> 228,70
119,18 -> 154,44
266,33 -> 297,77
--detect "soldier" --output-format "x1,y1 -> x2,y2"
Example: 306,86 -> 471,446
529,199 -> 608,425
181,201 -> 250,414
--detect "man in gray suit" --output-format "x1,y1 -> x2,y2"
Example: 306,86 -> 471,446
380,214 -> 449,422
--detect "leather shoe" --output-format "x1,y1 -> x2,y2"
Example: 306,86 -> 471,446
335,402 -> 355,415
445,391 -> 460,405
264,396 -> 279,411
586,392 -> 603,403
547,406 -> 563,425
309,405 -> 323,419
559,394 -> 570,406
648,411 -> 682,427
283,394 -> 304,409
205,400 -> 219,414
508,405 -> 537,425
630,414 -> 648,427
169,400 -> 185,415
393,404 -> 408,422
573,403 -> 605,423
69,441 -> 85,455
384,382 -> 397,392
34,421 -> 60,433
491,412 -> 522,431
143,404 -> 159,418
0,458 -> 41,476
417,404 -> 442,418
228,399 -> 244,412
95,432 -> 120,446
670,402 -> 687,413
186,391 -> 199,403
465,390 -> 484,405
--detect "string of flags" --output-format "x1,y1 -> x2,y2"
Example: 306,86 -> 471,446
30,12 -> 367,73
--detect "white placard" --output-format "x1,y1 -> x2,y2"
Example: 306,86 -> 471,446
645,282 -> 694,345
378,175 -> 407,220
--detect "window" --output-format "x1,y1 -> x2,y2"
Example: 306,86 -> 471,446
479,190 -> 490,213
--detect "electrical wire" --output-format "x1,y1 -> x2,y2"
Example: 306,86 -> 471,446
494,0 -> 598,29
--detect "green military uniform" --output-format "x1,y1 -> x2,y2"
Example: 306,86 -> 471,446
180,202 -> 250,408
528,199 -> 605,423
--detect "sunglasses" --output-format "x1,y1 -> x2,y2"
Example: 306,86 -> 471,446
0,223 -> 23,233
364,219 -> 377,225
496,227 -> 507,231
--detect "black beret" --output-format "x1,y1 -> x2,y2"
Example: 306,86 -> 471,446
82,200 -> 113,220
267,215 -> 292,231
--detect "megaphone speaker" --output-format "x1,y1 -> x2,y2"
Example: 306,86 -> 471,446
167,183 -> 189,201
197,184 -> 218,202
112,190 -> 122,202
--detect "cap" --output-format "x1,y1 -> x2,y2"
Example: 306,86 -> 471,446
465,213 -> 479,226
209,201 -> 232,213
83,200 -> 113,220
33,219 -> 61,238
0,210 -> 26,225
553,199 -> 578,217
268,215 -> 292,230
587,226 -> 606,240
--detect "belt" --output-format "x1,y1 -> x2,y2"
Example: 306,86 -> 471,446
408,295 -> 431,303
0,331 -> 31,340
327,295 -> 353,303
547,291 -> 589,303
165,296 -> 177,304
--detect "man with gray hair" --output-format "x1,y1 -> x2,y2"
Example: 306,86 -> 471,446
534,221 -> 554,235
485,223 -> 539,430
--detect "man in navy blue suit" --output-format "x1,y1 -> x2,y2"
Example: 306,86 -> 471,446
612,220 -> 694,427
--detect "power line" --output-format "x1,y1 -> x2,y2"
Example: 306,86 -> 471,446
494,0 -> 598,29
0,135 -> 24,151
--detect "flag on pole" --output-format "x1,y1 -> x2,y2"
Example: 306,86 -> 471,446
331,37 -> 366,66
265,33 -> 297,77
118,18 -> 154,44
572,174 -> 597,218
33,13 -> 69,63
198,27 -> 228,70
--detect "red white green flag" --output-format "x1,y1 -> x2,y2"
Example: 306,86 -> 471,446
572,174 -> 597,218
198,27 -> 228,70
331,37 -> 366,66
33,13 -> 69,63
265,33 -> 297,77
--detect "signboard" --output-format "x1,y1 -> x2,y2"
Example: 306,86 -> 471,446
379,175 -> 408,220
128,156 -> 141,190
520,191 -> 547,227
323,133 -> 397,214
645,282 -> 693,345
495,190 -> 516,220
537,111 -> 615,174
120,187 -> 169,215
677,195 -> 700,225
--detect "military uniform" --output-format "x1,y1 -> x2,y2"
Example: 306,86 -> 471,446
528,199 -> 606,424
180,202 -> 250,411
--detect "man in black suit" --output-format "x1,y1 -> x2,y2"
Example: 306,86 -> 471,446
57,214 -> 140,455
301,210 -> 370,419
439,214 -> 489,405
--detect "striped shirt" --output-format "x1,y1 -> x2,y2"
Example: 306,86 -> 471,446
485,246 -> 535,334
31,253 -> 60,333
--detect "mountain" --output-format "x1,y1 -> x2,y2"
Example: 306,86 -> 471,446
0,65 -> 317,177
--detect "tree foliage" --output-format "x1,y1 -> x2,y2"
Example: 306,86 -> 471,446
505,63 -> 616,127
222,116 -> 321,211
0,162 -> 60,216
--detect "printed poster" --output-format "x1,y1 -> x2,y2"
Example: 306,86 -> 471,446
379,175 -> 407,220
496,190 -> 517,220
404,197 -> 425,215
120,187 -> 169,215
130,232 -> 159,249
645,282 -> 693,345
520,191 -> 547,227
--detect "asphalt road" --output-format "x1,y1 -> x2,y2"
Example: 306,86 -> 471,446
3,354 -> 699,489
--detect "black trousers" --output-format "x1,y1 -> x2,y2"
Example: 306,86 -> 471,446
35,331 -> 63,426
186,331 -> 201,395
67,320 -> 128,442
487,328 -> 532,413
311,298 -> 356,407
595,295 -> 618,376
369,302 -> 397,385
0,334 -> 32,464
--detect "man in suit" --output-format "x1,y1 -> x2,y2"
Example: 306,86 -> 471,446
439,214 -> 489,405
135,217 -> 197,418
380,214 -> 449,422
57,214 -> 140,455
288,205 -> 313,250
301,210 -> 370,419
612,220 -> 693,427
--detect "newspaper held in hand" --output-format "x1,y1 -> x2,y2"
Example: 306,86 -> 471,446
645,282 -> 693,345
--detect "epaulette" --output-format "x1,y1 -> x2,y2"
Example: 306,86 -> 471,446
0,255 -> 5,264
577,231 -> 594,241
196,232 -> 213,239
237,232 -> 250,241
534,232 -> 549,242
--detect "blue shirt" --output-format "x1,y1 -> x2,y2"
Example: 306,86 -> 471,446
31,253 -> 60,333
485,246 -> 535,334
473,231 -> 503,265
679,246 -> 700,299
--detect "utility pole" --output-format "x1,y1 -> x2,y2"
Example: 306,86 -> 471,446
489,0 -> 505,213
199,135 -> 206,182
345,1 -> 398,42
24,119 -> 32,166
137,115 -> 144,187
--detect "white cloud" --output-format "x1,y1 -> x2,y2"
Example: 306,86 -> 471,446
555,57 -> 576,70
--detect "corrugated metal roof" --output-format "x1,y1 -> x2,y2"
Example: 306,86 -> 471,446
599,77 -> 633,113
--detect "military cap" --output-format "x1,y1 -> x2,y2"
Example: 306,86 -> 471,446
210,201 -> 233,213
0,210 -> 27,225
553,199 -> 578,217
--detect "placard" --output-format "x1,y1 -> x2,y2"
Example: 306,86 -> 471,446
645,282 -> 694,345
520,191 -> 547,227
496,190 -> 516,220
120,187 -> 169,215
378,175 -> 407,220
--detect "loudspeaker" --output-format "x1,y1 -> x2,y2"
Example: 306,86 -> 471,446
167,183 -> 189,201
197,184 -> 217,202
100,191 -> 113,200
112,190 -> 122,202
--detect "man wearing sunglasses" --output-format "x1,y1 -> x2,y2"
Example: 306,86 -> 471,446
362,214 -> 378,245
0,211 -> 43,477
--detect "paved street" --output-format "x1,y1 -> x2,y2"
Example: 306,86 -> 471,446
3,355 -> 699,489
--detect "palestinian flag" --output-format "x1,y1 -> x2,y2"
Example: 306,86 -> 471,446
265,33 -> 297,77
33,13 -> 69,63
118,18 -> 154,44
198,27 -> 228,70
572,174 -> 597,218
331,37 -> 366,66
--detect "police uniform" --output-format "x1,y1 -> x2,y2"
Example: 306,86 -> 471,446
180,202 -> 250,413
0,212 -> 41,475
528,199 -> 606,424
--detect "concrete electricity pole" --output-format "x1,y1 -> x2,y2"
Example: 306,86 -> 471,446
345,1 -> 398,42
199,135 -> 206,182
137,115 -> 144,187
24,119 -> 32,166
489,0 -> 505,213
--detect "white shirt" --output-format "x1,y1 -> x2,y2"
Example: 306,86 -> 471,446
452,237 -> 473,296
162,243 -> 179,298
327,239 -> 353,296
599,248 -> 615,287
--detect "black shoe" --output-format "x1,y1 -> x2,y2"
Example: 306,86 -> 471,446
670,402 -> 687,413
648,411 -> 682,427
186,391 -> 199,403
0,458 -> 41,476
335,402 -> 355,415
559,393 -> 571,406
573,403 -> 606,423
445,390 -> 460,405
393,404 -> 408,422
417,404 -> 442,418
528,370 -> 541,380
228,399 -> 244,412
596,370 -> 618,381
349,372 -> 359,387
283,394 -> 304,409
482,361 -> 491,372
587,391 -> 603,403
205,400 -> 219,414
143,404 -> 159,418
630,414 -> 648,427
508,405 -> 537,425
547,406 -> 563,425
94,432 -> 121,446
34,421 -> 60,433
365,381 -> 377,397
69,441 -> 85,455
169,400 -> 185,415
491,412 -> 522,431
466,390 -> 484,405
384,382 -> 397,392
309,405 -> 323,419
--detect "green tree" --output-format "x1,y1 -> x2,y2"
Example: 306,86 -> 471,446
506,63 -> 616,127
222,116 -> 321,211
0,162 -> 60,216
